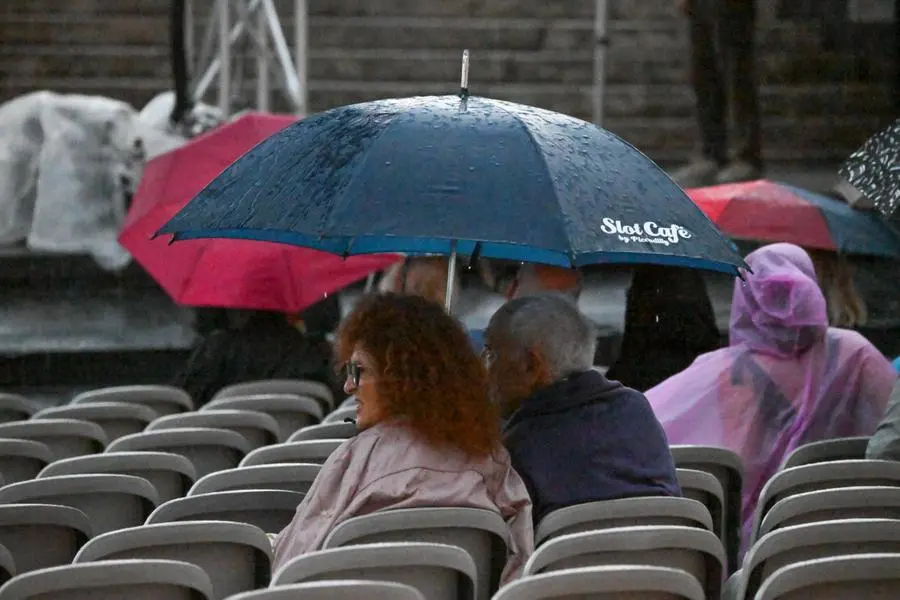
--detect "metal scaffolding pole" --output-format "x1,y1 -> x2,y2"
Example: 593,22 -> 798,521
186,0 -> 308,116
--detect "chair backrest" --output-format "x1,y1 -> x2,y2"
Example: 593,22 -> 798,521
0,439 -> 52,484
33,402 -> 159,443
146,490 -> 303,533
0,419 -> 107,460
188,463 -> 320,496
106,428 -> 251,478
74,521 -> 271,599
0,503 -> 92,574
202,395 -> 323,441
223,580 -> 426,600
492,565 -> 705,599
750,460 -> 900,544
0,558 -> 214,600
213,379 -> 334,413
676,468 -> 725,547
145,410 -> 281,448
322,406 -> 357,425
72,385 -> 194,416
288,422 -> 357,443
755,553 -> 900,600
757,486 -> 900,540
670,445 -> 743,574
0,395 -> 39,424
741,518 -> 900,599
272,542 -> 477,600
239,440 -> 343,467
38,451 -> 197,504
0,474 -> 159,536
0,543 -> 14,585
535,497 -> 713,545
323,507 -> 509,600
781,437 -> 870,469
524,526 -> 724,599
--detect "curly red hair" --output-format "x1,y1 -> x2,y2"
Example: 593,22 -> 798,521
336,293 -> 500,457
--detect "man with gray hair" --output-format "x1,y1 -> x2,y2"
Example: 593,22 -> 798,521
484,293 -> 680,523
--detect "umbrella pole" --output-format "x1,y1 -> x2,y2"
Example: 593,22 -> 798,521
363,272 -> 376,294
445,240 -> 458,313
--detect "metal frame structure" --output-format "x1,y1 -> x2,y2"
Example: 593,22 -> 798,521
186,0 -> 309,116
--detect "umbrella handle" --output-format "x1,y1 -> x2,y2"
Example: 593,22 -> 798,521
445,240 -> 458,313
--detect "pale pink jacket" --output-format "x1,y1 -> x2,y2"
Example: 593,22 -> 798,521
272,420 -> 534,582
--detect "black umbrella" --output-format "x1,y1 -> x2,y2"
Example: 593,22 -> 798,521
839,118 -> 900,218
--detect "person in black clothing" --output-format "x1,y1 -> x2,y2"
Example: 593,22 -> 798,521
173,309 -> 342,407
483,293 -> 681,524
606,265 -> 721,391
671,0 -> 763,187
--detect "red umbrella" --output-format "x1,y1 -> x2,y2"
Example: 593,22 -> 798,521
687,179 -> 900,258
120,112 -> 400,312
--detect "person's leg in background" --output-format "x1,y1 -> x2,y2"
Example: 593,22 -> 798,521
672,0 -> 730,187
715,0 -> 764,183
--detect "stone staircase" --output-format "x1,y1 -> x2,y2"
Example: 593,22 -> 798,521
0,0 -> 895,162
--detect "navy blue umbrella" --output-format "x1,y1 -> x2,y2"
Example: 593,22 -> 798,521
158,95 -> 745,276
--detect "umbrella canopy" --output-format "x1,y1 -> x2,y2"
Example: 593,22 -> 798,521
688,180 -> 900,259
839,118 -> 900,218
120,111 -> 400,312
158,95 -> 746,275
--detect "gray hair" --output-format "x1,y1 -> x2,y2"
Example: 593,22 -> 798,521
487,293 -> 597,380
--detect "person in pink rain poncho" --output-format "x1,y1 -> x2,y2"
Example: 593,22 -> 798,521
645,243 -> 896,553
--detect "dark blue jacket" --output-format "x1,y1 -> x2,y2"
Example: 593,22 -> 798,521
503,369 -> 681,524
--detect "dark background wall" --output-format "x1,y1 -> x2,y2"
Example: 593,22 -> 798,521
0,0 -> 895,163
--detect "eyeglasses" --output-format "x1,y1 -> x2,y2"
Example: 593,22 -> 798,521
345,361 -> 366,387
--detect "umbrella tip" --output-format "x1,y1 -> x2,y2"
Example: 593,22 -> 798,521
459,49 -> 470,100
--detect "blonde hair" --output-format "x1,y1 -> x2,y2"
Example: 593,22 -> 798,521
378,256 -> 459,307
810,251 -> 868,328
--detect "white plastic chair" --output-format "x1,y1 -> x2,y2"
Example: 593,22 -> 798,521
322,406 -> 357,425
214,379 -> 334,413
535,497 -> 713,545
0,419 -> 107,460
146,410 -> 281,448
524,525 -> 724,600
0,439 -> 52,484
671,445 -> 743,573
33,402 -> 158,443
0,474 -> 159,535
224,580 -> 425,599
0,395 -> 39,424
493,565 -> 704,599
0,558 -> 214,600
750,460 -> 900,544
239,440 -> 343,467
272,542 -> 477,600
189,464 -> 320,495
323,507 -> 509,600
781,437 -> 870,469
202,395 -> 323,441
757,486 -> 900,540
147,490 -> 303,533
0,503 -> 92,573
38,451 -> 197,504
677,468 -> 726,550
755,553 -> 900,600
106,428 -> 251,478
287,422 -> 357,442
72,385 -> 194,416
74,521 -> 271,600
738,518 -> 900,600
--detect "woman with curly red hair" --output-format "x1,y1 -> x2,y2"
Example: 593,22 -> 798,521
272,294 -> 534,583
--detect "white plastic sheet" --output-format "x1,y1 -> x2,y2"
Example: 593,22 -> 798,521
0,91 -> 185,270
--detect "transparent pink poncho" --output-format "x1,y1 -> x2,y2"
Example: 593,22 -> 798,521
645,243 -> 896,550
